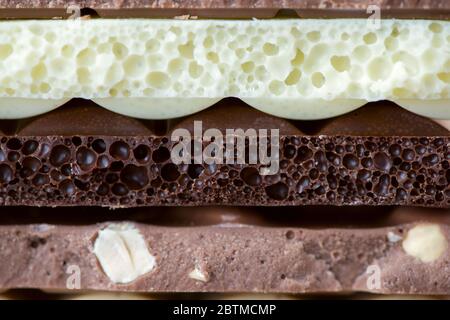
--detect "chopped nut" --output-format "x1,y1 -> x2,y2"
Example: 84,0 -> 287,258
189,267 -> 209,282
402,224 -> 447,263
387,231 -> 402,243
93,223 -> 156,284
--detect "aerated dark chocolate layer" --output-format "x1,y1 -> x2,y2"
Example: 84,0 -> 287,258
0,0 -> 448,19
0,206 -> 450,294
0,99 -> 448,207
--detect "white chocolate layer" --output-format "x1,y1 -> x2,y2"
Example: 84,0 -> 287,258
397,100 -> 450,120
242,98 -> 367,120
0,19 -> 447,119
93,97 -> 220,119
0,98 -> 69,119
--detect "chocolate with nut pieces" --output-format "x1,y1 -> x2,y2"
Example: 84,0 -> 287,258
0,0 -> 449,299
0,206 -> 449,293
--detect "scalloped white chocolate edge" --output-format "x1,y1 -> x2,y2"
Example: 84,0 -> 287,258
0,18 -> 448,120
435,119 -> 450,130
0,98 -> 448,120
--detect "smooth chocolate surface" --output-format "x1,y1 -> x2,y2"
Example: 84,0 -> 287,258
0,205 -> 449,293
0,99 -> 448,207
0,1 -> 448,19
8,98 -> 449,137
0,206 -> 449,228
0,290 -> 447,300
0,290 -> 300,300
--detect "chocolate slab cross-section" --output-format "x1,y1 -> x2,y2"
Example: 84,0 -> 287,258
0,0 -> 448,19
0,206 -> 449,294
0,99 -> 448,207
0,205 -> 449,228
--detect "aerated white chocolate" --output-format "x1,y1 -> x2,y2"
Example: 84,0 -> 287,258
0,19 -> 447,119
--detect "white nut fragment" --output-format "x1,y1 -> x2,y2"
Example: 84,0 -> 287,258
93,224 -> 156,284
189,267 -> 209,282
387,231 -> 403,243
402,224 -> 448,263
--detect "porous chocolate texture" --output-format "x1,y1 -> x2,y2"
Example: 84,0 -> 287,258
0,206 -> 449,294
0,99 -> 448,207
0,0 -> 448,19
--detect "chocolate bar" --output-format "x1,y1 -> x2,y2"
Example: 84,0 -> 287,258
0,99 -> 448,207
0,19 -> 447,120
0,0 -> 448,299
0,291 -> 300,300
0,291 -> 447,300
0,1 -> 448,19
0,206 -> 449,294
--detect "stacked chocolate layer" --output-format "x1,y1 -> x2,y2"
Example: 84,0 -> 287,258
0,206 -> 449,294
0,99 -> 448,207
0,0 -> 449,296
0,0 -> 448,19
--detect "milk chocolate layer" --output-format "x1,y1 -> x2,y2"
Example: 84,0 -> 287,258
0,206 -> 449,228
0,99 -> 448,207
0,1 -> 448,19
0,206 -> 449,293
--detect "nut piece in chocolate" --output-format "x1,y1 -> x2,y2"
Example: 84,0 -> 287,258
189,267 -> 209,282
93,223 -> 156,284
402,224 -> 448,263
